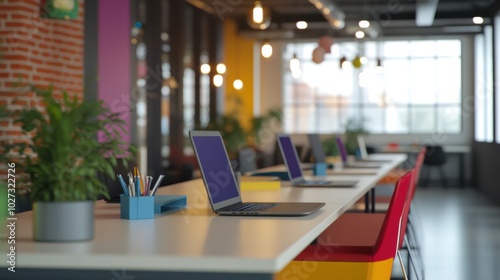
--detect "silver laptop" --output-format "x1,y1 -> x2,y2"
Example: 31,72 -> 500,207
189,130 -> 325,216
357,135 -> 392,162
277,134 -> 358,188
335,136 -> 384,168
307,133 -> 326,163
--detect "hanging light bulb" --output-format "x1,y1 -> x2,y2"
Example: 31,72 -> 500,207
339,56 -> 347,69
355,31 -> 365,39
233,79 -> 243,90
213,74 -> 223,87
261,41 -> 273,58
358,20 -> 370,28
375,58 -> 384,74
200,64 -> 211,74
216,63 -> 226,74
290,54 -> 300,71
247,1 -> 271,30
290,54 -> 301,79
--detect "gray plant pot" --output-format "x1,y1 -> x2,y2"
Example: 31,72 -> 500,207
33,201 -> 94,242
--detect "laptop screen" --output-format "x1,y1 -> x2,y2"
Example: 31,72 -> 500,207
191,135 -> 240,204
307,134 -> 326,163
336,136 -> 348,162
278,135 -> 304,180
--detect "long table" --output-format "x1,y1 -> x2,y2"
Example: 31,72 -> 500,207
1,154 -> 407,280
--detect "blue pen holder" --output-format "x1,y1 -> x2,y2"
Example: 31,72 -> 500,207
120,194 -> 154,220
313,162 -> 327,176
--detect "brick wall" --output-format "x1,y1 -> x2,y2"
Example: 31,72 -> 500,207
0,0 -> 85,178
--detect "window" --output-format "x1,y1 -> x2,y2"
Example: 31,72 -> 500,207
283,39 -> 462,134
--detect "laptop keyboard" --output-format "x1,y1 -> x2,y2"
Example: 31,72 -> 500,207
230,203 -> 279,212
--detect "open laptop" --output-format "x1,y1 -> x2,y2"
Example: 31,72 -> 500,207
307,133 -> 327,163
335,136 -> 384,168
277,134 -> 359,188
189,130 -> 325,216
357,135 -> 392,162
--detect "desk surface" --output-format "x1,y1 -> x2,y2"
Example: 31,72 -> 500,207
380,145 -> 471,153
2,154 -> 406,275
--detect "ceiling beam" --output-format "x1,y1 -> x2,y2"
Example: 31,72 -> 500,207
416,0 -> 439,26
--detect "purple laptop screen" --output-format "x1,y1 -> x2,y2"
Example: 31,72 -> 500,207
192,136 -> 239,204
278,135 -> 303,179
336,136 -> 348,162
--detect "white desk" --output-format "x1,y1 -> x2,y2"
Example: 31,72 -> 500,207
1,154 -> 406,280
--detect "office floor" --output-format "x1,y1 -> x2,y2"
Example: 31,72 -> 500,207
406,186 -> 500,280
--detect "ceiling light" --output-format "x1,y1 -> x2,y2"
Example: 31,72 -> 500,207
213,74 -> 223,87
216,63 -> 226,74
360,56 -> 368,64
200,64 -> 210,74
308,0 -> 345,30
261,41 -> 273,58
358,20 -> 370,28
339,56 -> 346,68
355,31 -> 365,39
375,58 -> 384,74
233,79 -> 243,90
247,1 -> 271,30
473,17 -> 484,24
296,21 -> 308,29
290,54 -> 300,72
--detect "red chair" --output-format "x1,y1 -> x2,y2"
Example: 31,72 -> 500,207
310,147 -> 427,279
276,171 -> 413,280
356,147 -> 426,213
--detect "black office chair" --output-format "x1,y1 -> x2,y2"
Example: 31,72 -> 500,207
422,145 -> 448,187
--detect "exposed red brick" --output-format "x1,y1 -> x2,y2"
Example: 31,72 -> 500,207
37,68 -> 59,75
12,99 -> 28,106
11,64 -> 32,71
2,55 -> 28,61
0,5 -> 34,13
4,81 -> 29,88
6,22 -> 35,29
14,73 -> 30,80
6,131 -> 23,136
31,58 -> 42,64
11,14 -> 29,20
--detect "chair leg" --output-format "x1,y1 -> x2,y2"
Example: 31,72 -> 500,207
397,250 -> 409,280
407,213 -> 425,276
405,235 -> 425,280
438,166 -> 447,188
422,167 -> 430,187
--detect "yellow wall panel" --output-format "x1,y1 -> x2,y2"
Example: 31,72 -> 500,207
223,19 -> 254,130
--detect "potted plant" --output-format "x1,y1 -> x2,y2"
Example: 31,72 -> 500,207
1,86 -> 134,242
343,117 -> 369,155
202,94 -> 282,157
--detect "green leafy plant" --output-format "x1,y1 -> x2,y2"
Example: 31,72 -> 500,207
2,86 -> 135,202
322,136 -> 339,156
343,117 -> 369,155
203,108 -> 282,156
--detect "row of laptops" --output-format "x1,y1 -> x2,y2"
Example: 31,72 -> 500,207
189,131 -> 388,217
307,133 -> 389,168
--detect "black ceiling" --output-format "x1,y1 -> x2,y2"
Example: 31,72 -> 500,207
188,0 -> 500,39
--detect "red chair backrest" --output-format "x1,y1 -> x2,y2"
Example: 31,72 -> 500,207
372,171 -> 412,261
396,147 -> 426,249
